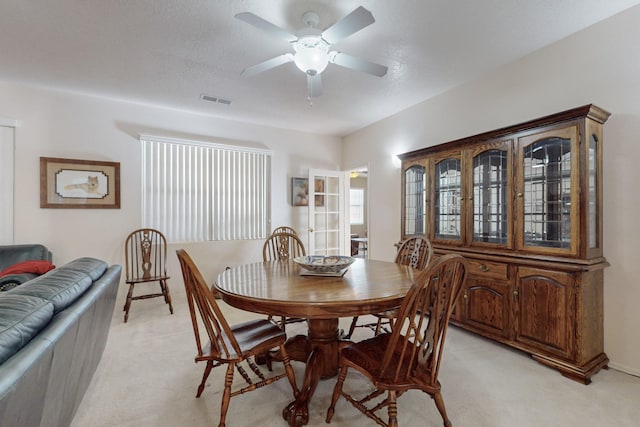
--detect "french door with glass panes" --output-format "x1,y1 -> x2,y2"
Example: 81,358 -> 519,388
308,169 -> 349,256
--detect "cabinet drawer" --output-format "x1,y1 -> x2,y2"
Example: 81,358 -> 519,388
467,259 -> 508,280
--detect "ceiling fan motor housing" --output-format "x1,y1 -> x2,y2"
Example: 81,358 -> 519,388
301,11 -> 320,28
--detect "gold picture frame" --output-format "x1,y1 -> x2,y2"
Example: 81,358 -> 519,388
40,157 -> 121,209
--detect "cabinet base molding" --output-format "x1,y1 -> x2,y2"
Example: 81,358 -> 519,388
531,352 -> 609,385
453,321 -> 609,384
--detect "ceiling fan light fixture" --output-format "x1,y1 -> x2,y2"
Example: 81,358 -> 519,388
236,6 -> 386,99
293,36 -> 329,75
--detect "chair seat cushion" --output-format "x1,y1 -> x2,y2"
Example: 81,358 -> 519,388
233,319 -> 287,351
341,333 -> 431,387
203,319 -> 286,360
0,294 -> 54,364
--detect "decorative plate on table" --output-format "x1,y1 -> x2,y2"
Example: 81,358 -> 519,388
293,255 -> 355,275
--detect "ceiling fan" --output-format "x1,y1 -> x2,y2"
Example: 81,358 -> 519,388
235,6 -> 388,100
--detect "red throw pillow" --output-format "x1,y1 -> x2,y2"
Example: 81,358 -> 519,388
0,260 -> 56,277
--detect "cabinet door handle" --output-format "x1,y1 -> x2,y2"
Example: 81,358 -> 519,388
513,290 -> 519,299
517,192 -> 523,198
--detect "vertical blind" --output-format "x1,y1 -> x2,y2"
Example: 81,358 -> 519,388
141,135 -> 271,242
0,125 -> 15,244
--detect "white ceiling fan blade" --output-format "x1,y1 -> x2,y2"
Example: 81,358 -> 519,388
330,52 -> 388,77
241,54 -> 293,77
321,6 -> 375,44
307,73 -> 322,98
235,12 -> 297,42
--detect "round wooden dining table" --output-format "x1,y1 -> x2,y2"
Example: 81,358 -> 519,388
215,258 -> 418,427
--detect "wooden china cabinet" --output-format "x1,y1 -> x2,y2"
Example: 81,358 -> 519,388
399,105 -> 609,384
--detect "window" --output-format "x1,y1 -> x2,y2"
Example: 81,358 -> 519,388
141,135 -> 271,242
350,188 -> 364,225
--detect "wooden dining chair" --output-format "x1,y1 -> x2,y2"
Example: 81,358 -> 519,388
176,249 -> 299,427
123,228 -> 173,322
326,254 -> 467,427
345,236 -> 433,338
263,231 -> 307,329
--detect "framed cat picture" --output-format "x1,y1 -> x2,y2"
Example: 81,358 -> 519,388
40,157 -> 121,208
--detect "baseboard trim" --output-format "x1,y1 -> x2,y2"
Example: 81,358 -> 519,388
608,362 -> 640,378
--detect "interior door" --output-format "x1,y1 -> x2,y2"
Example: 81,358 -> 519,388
308,169 -> 349,256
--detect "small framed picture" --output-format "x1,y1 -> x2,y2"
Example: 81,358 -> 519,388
291,177 -> 309,206
40,157 -> 121,209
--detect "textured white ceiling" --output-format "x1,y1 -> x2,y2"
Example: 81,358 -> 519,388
1,0 -> 638,136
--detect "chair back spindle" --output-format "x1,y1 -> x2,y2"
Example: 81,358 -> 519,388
177,249 -> 241,360
395,236 -> 433,270
263,231 -> 306,261
382,254 -> 466,386
346,236 -> 434,338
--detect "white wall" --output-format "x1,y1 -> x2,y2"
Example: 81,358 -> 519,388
342,6 -> 640,375
0,82 -> 341,288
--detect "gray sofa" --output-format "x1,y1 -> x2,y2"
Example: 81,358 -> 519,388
0,251 -> 121,427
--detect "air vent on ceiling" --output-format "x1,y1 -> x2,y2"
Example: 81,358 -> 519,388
200,94 -> 232,105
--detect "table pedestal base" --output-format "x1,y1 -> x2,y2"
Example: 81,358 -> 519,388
282,318 -> 343,427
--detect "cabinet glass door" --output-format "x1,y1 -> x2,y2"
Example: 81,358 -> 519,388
518,127 -> 577,252
434,157 -> 462,241
471,146 -> 510,245
404,164 -> 426,236
587,134 -> 598,248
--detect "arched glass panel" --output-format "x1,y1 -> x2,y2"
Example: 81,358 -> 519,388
435,159 -> 461,240
404,165 -> 426,235
473,149 -> 508,244
522,137 -> 571,248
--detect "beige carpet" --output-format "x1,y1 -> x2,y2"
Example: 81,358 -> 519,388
71,282 -> 640,427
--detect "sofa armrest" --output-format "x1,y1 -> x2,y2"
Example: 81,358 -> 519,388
0,244 -> 52,271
